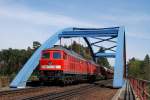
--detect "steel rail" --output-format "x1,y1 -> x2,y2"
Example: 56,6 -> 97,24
23,80 -> 112,100
23,84 -> 95,100
0,86 -> 47,96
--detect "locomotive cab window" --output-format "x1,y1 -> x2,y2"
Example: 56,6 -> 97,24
42,52 -> 50,59
53,52 -> 61,59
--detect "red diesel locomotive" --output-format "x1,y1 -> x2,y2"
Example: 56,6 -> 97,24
38,46 -> 113,84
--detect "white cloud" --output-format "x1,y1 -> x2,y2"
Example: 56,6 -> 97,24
98,14 -> 150,22
96,13 -> 150,40
0,5 -> 104,50
0,6 -> 101,28
0,4 -> 149,60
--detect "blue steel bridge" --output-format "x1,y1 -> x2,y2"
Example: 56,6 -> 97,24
10,26 -> 126,88
9,26 -> 150,100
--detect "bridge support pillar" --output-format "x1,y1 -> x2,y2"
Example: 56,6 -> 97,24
113,27 -> 125,88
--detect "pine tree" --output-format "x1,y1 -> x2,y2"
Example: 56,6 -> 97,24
33,41 -> 41,50
127,58 -> 142,78
143,54 -> 150,80
96,47 -> 110,68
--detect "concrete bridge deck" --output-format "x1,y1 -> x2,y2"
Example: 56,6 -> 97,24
112,80 -> 136,100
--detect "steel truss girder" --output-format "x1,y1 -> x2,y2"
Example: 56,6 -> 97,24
59,27 -> 118,38
91,37 -> 117,45
95,53 -> 115,58
10,27 -> 126,88
83,37 -> 96,62
59,32 -> 117,37
94,45 -> 116,52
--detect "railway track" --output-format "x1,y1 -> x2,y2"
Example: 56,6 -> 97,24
0,80 -> 113,100
0,86 -> 48,96
23,80 -> 113,100
23,84 -> 95,100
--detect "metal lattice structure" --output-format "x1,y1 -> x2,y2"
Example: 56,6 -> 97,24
10,26 -> 126,88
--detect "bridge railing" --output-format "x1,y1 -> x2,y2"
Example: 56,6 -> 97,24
128,77 -> 150,100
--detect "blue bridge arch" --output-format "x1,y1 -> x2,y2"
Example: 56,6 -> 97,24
10,26 -> 126,88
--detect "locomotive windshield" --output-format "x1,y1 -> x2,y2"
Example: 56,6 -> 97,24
42,52 -> 50,59
53,52 -> 61,59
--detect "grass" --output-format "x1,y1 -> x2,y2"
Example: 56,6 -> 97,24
0,76 -> 11,87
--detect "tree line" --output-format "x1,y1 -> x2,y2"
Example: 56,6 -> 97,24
0,41 -> 41,76
0,41 -> 110,77
128,54 -> 150,80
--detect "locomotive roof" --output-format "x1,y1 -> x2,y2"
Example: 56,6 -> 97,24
43,46 -> 98,66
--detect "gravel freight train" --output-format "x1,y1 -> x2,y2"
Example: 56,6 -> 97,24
38,46 -> 113,84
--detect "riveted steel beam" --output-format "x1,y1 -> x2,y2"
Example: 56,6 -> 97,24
91,37 -> 117,45
95,53 -> 115,58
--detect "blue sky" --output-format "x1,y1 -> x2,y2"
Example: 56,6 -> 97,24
0,0 -> 150,61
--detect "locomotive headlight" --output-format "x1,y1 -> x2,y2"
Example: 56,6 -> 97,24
41,65 -> 46,68
55,65 -> 61,69
41,65 -> 61,69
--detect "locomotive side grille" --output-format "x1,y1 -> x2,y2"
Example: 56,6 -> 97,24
40,70 -> 62,77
